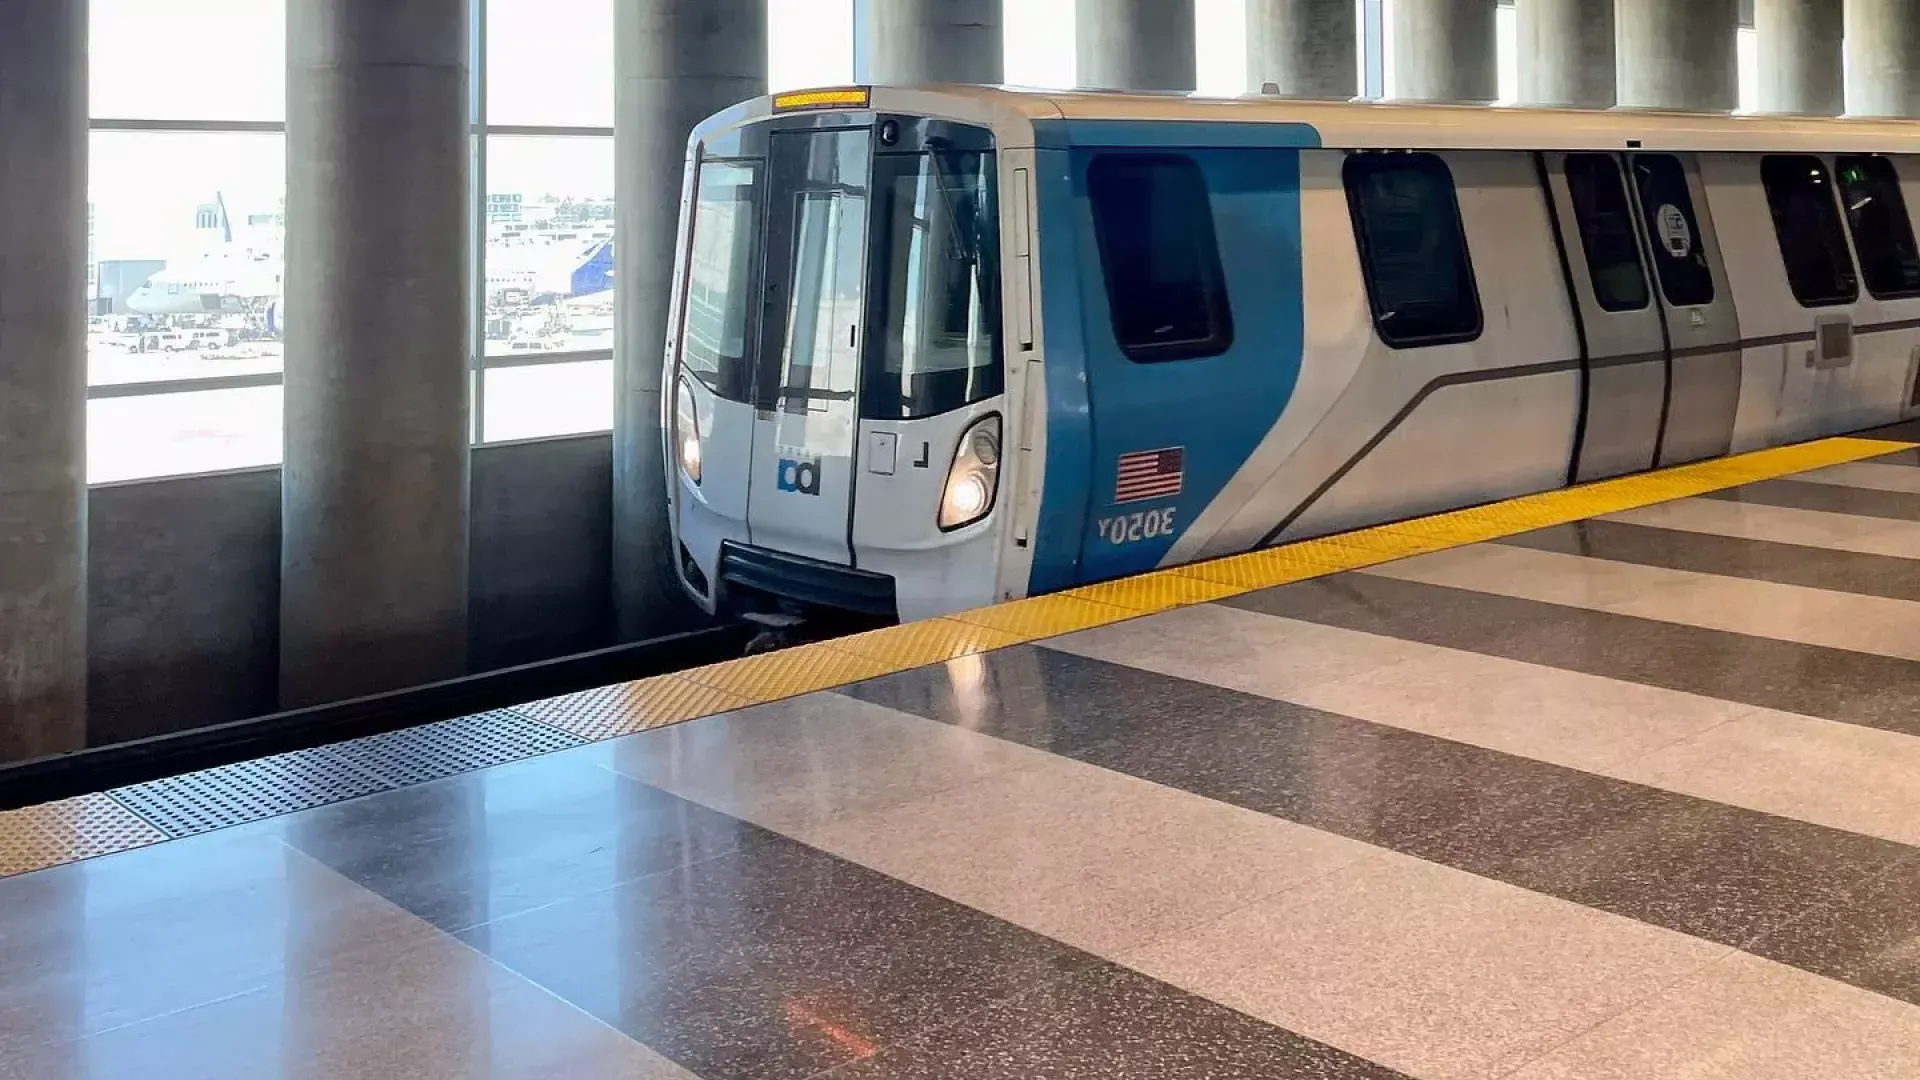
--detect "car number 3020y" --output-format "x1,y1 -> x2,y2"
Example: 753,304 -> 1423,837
1096,507 -> 1176,546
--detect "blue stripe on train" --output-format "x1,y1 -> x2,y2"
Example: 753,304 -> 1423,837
1025,120 -> 1314,595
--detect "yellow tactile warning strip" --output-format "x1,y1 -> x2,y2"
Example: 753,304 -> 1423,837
0,793 -> 167,877
0,435 -> 1908,881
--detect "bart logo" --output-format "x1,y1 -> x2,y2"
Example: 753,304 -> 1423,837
776,456 -> 822,496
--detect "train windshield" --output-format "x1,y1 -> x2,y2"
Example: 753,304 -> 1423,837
864,146 -> 1002,419
677,119 -> 1001,420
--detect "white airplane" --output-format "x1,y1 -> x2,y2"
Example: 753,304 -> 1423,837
124,193 -> 284,321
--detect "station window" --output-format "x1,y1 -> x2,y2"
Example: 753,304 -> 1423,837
1563,154 -> 1649,312
1344,152 -> 1482,347
1086,154 -> 1234,363
1628,154 -> 1716,308
1835,156 -> 1920,301
1760,155 -> 1859,308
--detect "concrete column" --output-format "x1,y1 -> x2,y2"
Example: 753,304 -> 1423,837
1075,0 -> 1197,91
0,0 -> 87,759
1389,0 -> 1498,102
865,0 -> 1004,85
282,0 -> 471,706
1247,0 -> 1357,98
1847,0 -> 1920,117
612,0 -> 765,640
1758,0 -> 1842,114
1616,0 -> 1739,111
1517,0 -> 1615,107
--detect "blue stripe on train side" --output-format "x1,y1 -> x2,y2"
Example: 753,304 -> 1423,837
1026,120 -> 1315,594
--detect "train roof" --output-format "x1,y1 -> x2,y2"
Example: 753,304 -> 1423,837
884,84 -> 1920,155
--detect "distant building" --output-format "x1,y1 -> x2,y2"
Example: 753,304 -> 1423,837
487,192 -> 524,224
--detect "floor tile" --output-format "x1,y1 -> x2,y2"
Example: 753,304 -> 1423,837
1775,460 -> 1920,495
607,691 -> 1039,838
1604,496 -> 1920,560
1603,569 -> 1920,663
1361,543 -> 1671,611
866,647 -> 1917,975
1419,758 -> 1910,952
458,818 -> 1085,1080
1750,855 -> 1920,1005
1508,953 -> 1920,1080
827,959 -> 1412,1080
1504,518 -> 1920,601
1042,603 -> 1434,699
1236,572 -> 1920,737
281,751 -> 757,934
1611,709 -> 1920,848
807,742 -> 1374,957
1124,851 -> 1728,1080
0,922 -> 697,1080
1136,608 -> 1746,773
0,830 -> 433,1056
1704,477 -> 1920,521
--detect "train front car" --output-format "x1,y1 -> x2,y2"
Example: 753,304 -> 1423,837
663,87 -> 1041,628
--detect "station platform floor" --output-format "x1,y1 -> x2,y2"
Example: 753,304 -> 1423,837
7,431 -> 1920,1078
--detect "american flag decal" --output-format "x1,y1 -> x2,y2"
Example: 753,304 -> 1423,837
1114,447 -> 1184,504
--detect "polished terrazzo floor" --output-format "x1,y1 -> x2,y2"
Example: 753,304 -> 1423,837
10,449 -> 1920,1078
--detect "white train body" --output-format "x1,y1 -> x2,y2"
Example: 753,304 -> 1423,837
661,85 -> 1920,622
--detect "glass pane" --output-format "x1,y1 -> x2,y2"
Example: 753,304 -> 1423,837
1345,153 -> 1482,346
1835,156 -> 1920,300
89,386 -> 282,484
482,359 -> 614,441
487,0 -> 614,127
1760,155 -> 1859,308
91,0 -> 285,121
866,149 -> 1003,419
1564,154 -> 1650,312
762,130 -> 869,413
88,131 -> 286,388
1005,0 -> 1075,88
682,162 -> 763,404
770,0 -> 853,92
1629,154 -> 1717,307
1195,0 -> 1246,96
1087,155 -> 1234,362
484,136 -> 615,359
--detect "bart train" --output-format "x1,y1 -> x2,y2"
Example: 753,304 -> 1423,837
662,84 -> 1920,624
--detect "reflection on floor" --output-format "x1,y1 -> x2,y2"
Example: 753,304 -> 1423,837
9,446 -> 1920,1077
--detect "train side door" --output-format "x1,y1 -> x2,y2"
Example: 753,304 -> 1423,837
1070,148 -> 1305,583
1541,152 -> 1668,482
1627,152 -> 1743,466
743,126 -> 872,565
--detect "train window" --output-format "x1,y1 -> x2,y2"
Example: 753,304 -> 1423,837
1835,156 -> 1920,301
1086,154 -> 1234,363
1760,155 -> 1859,308
680,160 -> 762,403
1627,154 -> 1715,307
864,147 -> 1004,419
1564,154 -> 1649,312
1344,153 -> 1482,347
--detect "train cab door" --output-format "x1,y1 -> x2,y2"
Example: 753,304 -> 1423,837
743,126 -> 872,565
1626,152 -> 1743,467
1541,152 -> 1669,482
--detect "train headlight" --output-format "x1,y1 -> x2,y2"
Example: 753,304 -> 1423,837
675,379 -> 702,486
939,414 -> 1001,531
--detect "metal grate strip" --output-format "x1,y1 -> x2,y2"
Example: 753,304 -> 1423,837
111,710 -> 583,838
